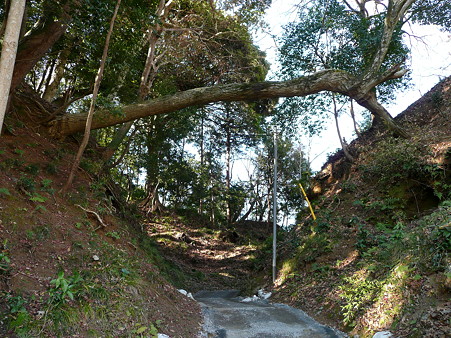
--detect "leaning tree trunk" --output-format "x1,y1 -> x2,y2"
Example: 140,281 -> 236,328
101,0 -> 173,167
63,0 -> 121,191
46,0 -> 420,139
0,0 -> 26,134
47,69 -> 410,139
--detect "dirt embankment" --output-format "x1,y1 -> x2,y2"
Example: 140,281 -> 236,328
273,77 -> 450,338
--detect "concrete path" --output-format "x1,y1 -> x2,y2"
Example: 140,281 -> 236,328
195,290 -> 347,338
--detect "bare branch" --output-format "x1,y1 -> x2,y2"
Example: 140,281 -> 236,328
76,204 -> 107,229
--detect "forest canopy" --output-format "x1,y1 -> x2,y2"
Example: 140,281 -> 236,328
0,0 -> 449,223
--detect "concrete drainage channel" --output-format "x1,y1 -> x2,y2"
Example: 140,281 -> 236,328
194,290 -> 348,338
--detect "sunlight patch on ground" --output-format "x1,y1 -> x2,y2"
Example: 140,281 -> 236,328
334,250 -> 359,270
358,262 -> 413,336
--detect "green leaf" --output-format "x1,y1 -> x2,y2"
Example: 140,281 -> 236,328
136,326 -> 148,334
0,188 -> 11,196
29,193 -> 47,203
61,279 -> 68,292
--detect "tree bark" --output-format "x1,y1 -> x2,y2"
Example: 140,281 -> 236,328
225,106 -> 232,225
10,2 -> 72,92
43,46 -> 71,102
0,0 -> 26,134
332,94 -> 354,162
48,69 -> 407,138
349,98 -> 361,137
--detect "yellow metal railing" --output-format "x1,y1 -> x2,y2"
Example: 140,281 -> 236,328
299,183 -> 316,221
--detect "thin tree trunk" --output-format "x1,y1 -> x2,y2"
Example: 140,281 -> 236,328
332,94 -> 354,162
102,121 -> 134,162
239,198 -> 256,223
101,0 -> 173,166
139,0 -> 173,99
63,0 -> 121,191
198,115 -> 204,214
349,98 -> 361,137
36,57 -> 54,93
0,0 -> 26,135
43,47 -> 71,102
104,126 -> 138,170
225,107 -> 232,225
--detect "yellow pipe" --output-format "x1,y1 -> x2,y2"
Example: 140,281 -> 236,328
299,183 -> 316,221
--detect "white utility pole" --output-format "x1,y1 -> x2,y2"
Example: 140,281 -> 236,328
0,0 -> 26,134
272,129 -> 278,283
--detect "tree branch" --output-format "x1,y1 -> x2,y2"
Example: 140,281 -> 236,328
48,69 -> 355,136
47,68 -> 410,138
76,204 -> 107,229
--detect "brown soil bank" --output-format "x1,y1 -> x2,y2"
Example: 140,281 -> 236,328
273,76 -> 450,338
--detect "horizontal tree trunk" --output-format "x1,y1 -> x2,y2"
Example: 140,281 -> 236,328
47,69 -> 408,138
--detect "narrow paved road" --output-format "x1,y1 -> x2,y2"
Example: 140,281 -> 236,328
195,290 -> 347,338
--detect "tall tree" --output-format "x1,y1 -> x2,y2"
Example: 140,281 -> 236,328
277,0 -> 411,146
0,0 -> 26,134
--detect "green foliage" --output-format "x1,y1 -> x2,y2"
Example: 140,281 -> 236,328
359,137 -> 449,207
0,187 -> 11,196
293,232 -> 333,266
29,193 -> 47,203
34,205 -> 48,213
359,138 -> 428,184
410,0 -> 451,32
45,162 -> 58,174
48,271 -> 83,306
339,275 -> 383,327
0,251 -> 11,273
16,175 -> 36,192
41,178 -> 53,190
26,225 -> 50,241
106,231 -> 121,240
131,322 -> 159,337
276,0 -> 411,135
5,294 -> 32,336
418,201 -> 451,270
24,163 -> 40,175
80,158 -> 101,175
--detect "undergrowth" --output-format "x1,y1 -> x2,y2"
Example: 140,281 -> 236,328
2,239 -> 167,337
279,199 -> 450,336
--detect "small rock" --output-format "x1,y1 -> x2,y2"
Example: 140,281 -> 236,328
373,331 -> 393,338
241,295 -> 259,303
92,255 -> 100,261
178,289 -> 188,296
257,289 -> 272,299
158,334 -> 170,338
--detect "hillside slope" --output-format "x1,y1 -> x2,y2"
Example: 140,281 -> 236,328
273,77 -> 450,337
0,132 -> 201,336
